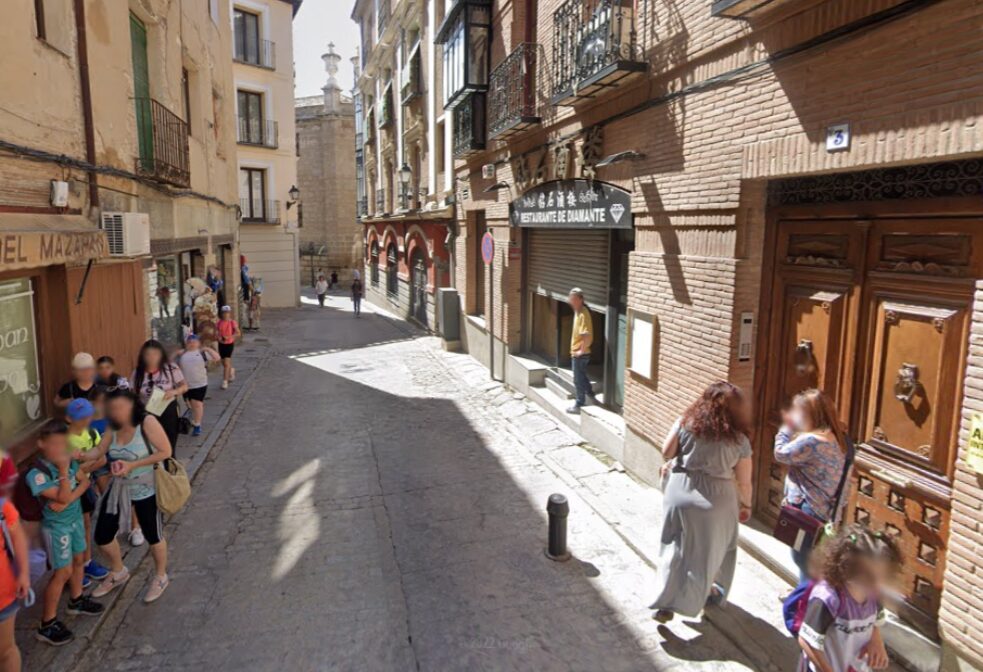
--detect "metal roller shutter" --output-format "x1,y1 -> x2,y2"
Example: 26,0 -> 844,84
528,230 -> 609,306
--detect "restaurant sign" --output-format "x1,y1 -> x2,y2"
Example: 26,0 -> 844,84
510,180 -> 631,229
0,228 -> 108,272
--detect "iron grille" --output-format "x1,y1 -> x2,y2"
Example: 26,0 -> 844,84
134,98 -> 190,187
488,43 -> 540,138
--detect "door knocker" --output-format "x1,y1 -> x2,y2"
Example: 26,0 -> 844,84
893,363 -> 922,404
794,339 -> 816,377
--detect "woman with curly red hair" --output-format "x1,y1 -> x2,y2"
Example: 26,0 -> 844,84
649,381 -> 755,623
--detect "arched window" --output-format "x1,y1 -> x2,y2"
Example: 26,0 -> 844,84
370,240 -> 380,285
386,243 -> 398,297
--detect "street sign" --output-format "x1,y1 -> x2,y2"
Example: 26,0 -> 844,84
481,232 -> 495,265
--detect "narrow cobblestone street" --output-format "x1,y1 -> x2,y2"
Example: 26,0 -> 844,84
68,294 -> 807,671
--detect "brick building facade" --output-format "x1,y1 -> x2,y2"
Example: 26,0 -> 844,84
431,0 -> 983,667
353,0 -> 983,663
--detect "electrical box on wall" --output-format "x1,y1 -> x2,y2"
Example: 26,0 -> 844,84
482,164 -> 496,180
50,180 -> 69,207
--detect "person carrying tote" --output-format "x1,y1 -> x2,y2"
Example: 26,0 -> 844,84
649,382 -> 754,623
774,389 -> 850,581
130,340 -> 187,458
85,390 -> 172,604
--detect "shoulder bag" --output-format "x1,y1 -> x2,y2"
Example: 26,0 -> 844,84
141,422 -> 191,515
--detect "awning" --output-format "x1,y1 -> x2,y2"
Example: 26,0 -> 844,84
0,214 -> 108,273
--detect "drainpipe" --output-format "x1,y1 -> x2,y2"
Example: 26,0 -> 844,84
73,0 -> 99,210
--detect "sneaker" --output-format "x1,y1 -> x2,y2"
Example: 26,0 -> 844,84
92,567 -> 130,598
84,560 -> 110,580
192,425 -> 202,437
36,620 -> 74,646
221,380 -> 229,390
565,404 -> 582,415
230,368 -> 236,381
143,574 -> 169,604
129,528 -> 145,547
82,575 -> 92,590
67,594 -> 104,616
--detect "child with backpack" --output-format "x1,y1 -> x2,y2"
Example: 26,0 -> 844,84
792,524 -> 901,672
26,422 -> 104,646
65,399 -> 110,585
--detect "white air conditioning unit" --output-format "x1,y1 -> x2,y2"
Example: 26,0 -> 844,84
100,212 -> 151,257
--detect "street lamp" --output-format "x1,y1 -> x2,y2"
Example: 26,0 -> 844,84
399,163 -> 412,210
286,184 -> 301,209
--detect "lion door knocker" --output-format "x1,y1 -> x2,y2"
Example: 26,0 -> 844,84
893,363 -> 921,404
794,339 -> 816,377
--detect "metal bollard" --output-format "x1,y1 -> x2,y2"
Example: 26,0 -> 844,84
545,493 -> 571,562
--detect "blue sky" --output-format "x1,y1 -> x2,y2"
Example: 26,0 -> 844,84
294,0 -> 359,98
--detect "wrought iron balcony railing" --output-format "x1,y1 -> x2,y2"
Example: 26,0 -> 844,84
488,43 -> 541,140
401,44 -> 423,104
134,98 -> 190,187
358,196 -> 369,217
551,0 -> 646,105
240,199 -> 281,224
234,38 -> 276,70
378,84 -> 395,128
375,191 -> 386,214
452,92 -> 486,159
237,118 -> 279,148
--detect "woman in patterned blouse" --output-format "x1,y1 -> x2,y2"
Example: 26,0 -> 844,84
774,389 -> 849,579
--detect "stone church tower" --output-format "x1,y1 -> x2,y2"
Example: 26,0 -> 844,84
295,43 -> 359,286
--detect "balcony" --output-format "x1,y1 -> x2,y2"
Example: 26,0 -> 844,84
237,118 -> 279,148
711,0 -> 808,18
240,199 -> 281,224
453,92 -> 486,159
375,191 -> 386,215
358,196 -> 369,217
234,38 -> 276,70
488,43 -> 541,140
377,0 -> 391,38
551,0 -> 647,105
378,84 -> 394,129
401,43 -> 423,105
134,98 -> 190,188
364,111 -> 376,145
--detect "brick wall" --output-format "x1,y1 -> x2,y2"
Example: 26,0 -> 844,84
941,283 -> 983,669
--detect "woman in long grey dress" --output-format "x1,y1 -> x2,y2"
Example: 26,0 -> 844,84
650,381 -> 754,622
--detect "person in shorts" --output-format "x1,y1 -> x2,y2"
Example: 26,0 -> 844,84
216,305 -> 240,390
0,468 -> 31,670
64,399 -> 110,584
175,334 -> 220,437
28,422 -> 103,646
315,274 -> 328,307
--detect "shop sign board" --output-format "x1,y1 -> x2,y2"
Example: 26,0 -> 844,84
0,229 -> 108,272
511,180 -> 631,229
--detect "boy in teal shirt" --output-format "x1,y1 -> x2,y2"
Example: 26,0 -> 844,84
65,398 -> 110,583
27,422 -> 103,646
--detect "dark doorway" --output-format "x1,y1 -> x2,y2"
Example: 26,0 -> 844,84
410,248 -> 428,326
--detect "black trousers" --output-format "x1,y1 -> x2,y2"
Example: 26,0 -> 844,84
156,401 -> 180,458
93,494 -> 163,546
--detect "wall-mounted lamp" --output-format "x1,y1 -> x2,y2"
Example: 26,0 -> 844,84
595,150 -> 645,168
286,184 -> 301,209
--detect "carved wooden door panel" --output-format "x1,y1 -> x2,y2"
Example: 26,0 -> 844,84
756,221 -> 864,521
846,221 -> 978,634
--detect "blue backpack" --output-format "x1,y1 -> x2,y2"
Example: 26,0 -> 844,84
783,579 -> 816,636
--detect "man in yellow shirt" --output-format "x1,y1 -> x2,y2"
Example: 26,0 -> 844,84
567,288 -> 593,414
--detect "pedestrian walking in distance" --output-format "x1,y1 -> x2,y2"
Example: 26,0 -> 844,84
315,274 -> 329,307
86,390 -> 172,604
565,288 -> 593,414
175,334 -> 221,437
775,389 -> 849,581
330,270 -> 338,289
351,271 -> 363,317
216,305 -> 241,389
649,381 -> 754,623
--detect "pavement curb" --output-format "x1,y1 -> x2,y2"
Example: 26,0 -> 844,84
38,348 -> 271,671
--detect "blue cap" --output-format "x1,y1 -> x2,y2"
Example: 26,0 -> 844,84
66,398 -> 95,422
185,333 -> 200,342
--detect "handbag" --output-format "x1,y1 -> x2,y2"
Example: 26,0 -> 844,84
140,422 -> 192,515
773,436 -> 855,552
154,458 -> 191,515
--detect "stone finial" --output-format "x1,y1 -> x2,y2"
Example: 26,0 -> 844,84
322,42 -> 343,112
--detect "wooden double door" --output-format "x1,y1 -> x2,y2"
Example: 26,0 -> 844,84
756,211 -> 982,635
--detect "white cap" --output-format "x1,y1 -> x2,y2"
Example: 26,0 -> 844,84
72,352 -> 95,369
